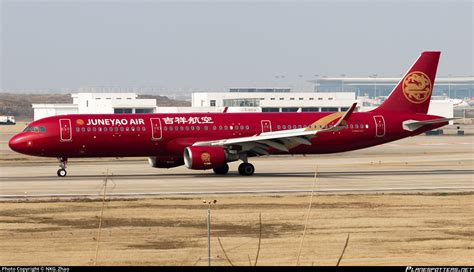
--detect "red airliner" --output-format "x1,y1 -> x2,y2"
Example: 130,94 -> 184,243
9,51 -> 454,177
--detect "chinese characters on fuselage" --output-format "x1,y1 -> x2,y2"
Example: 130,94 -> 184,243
162,116 -> 214,125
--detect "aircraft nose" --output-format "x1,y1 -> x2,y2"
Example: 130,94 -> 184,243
8,134 -> 31,154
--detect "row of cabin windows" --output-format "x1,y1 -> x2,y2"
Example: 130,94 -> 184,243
163,125 -> 251,132
74,125 -> 252,134
73,123 -> 369,134
276,124 -> 369,130
75,126 -> 147,133
162,123 -> 367,132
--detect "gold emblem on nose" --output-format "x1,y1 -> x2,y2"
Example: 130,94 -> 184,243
76,119 -> 85,126
402,71 -> 432,104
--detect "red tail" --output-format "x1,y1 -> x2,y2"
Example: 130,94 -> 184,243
375,51 -> 440,114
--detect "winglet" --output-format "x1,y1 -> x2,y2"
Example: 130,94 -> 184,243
303,102 -> 357,133
332,102 -> 357,130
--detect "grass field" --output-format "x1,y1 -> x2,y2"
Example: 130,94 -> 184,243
1,193 -> 472,266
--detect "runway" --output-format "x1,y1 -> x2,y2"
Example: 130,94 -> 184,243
1,142 -> 473,198
1,122 -> 473,199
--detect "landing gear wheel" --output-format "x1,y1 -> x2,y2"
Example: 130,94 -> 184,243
238,162 -> 255,176
213,163 -> 229,175
57,157 -> 68,177
57,169 -> 67,177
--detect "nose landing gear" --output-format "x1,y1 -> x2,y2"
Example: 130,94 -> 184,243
57,157 -> 68,177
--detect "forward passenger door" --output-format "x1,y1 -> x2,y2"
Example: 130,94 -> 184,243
59,119 -> 72,142
151,118 -> 163,140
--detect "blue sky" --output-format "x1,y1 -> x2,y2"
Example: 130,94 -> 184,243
1,0 -> 472,91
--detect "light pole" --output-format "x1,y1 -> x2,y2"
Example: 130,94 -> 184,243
203,199 -> 217,266
313,74 -> 319,92
448,74 -> 452,98
340,74 -> 345,92
372,74 -> 378,98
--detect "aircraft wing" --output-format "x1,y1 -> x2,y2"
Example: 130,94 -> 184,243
193,103 -> 357,154
402,117 -> 459,131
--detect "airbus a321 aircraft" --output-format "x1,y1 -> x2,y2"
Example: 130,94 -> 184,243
9,51 -> 454,177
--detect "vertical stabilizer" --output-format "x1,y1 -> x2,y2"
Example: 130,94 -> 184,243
375,51 -> 440,114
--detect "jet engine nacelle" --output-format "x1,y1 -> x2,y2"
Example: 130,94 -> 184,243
184,146 -> 228,170
148,156 -> 184,168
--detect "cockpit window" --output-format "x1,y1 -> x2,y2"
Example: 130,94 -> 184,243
23,126 -> 46,133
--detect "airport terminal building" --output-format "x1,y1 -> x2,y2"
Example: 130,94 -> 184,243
33,93 -> 156,120
191,87 -> 454,120
192,88 -> 356,113
311,76 -> 473,99
32,85 -> 459,120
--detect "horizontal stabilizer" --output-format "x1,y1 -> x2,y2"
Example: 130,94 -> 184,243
402,118 -> 458,131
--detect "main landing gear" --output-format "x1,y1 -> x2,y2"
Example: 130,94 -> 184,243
212,162 -> 255,176
57,157 -> 68,177
238,162 -> 255,176
213,163 -> 229,175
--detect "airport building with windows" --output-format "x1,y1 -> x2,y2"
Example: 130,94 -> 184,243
191,87 -> 454,120
192,88 -> 356,112
32,85 -> 458,121
311,76 -> 473,99
33,93 -> 156,120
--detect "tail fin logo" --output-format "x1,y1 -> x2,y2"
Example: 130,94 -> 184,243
402,71 -> 432,104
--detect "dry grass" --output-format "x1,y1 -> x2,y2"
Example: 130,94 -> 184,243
0,193 -> 472,266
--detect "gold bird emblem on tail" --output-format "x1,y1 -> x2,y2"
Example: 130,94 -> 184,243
402,71 -> 432,104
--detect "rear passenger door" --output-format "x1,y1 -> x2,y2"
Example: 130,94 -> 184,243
373,115 -> 385,137
261,120 -> 272,133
